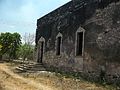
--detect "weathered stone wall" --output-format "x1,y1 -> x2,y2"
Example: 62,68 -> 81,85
36,0 -> 120,84
83,1 -> 120,84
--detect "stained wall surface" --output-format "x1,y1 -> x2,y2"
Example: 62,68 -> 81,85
36,0 -> 120,84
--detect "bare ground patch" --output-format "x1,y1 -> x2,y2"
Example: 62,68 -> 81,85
0,63 -> 55,90
0,62 -> 115,90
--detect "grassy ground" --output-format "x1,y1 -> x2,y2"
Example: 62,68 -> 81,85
21,71 -> 116,90
0,61 -> 117,90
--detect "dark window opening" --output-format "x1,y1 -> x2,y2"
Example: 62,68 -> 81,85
56,37 -> 62,55
76,32 -> 83,56
40,41 -> 44,63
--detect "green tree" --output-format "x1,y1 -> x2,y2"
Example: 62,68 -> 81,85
0,44 -> 3,60
17,33 -> 35,61
9,33 -> 21,59
18,33 -> 35,61
0,32 -> 21,60
18,44 -> 34,60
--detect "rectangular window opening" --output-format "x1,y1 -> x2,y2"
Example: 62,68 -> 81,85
76,32 -> 83,56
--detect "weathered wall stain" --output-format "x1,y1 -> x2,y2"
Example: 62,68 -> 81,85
36,0 -> 120,84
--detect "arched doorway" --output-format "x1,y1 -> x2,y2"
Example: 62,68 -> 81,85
37,37 -> 45,63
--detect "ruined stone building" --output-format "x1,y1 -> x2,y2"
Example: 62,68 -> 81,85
36,0 -> 120,84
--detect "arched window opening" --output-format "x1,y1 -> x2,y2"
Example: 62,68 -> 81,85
76,32 -> 83,56
56,36 -> 62,55
40,41 -> 44,62
75,27 -> 85,56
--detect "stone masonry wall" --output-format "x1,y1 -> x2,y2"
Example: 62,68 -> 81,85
83,1 -> 120,84
36,0 -> 120,84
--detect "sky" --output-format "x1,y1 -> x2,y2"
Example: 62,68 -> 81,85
0,0 -> 71,36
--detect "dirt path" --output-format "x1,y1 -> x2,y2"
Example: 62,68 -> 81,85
0,63 -> 56,90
